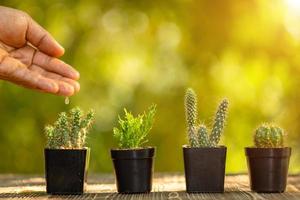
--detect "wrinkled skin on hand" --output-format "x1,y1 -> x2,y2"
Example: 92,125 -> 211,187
0,6 -> 80,96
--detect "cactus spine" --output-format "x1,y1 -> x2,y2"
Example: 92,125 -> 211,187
197,124 -> 211,147
70,107 -> 82,148
210,99 -> 229,147
184,88 -> 229,147
254,124 -> 284,148
45,125 -> 56,149
56,112 -> 71,148
45,107 -> 95,149
79,110 -> 95,147
185,88 -> 199,147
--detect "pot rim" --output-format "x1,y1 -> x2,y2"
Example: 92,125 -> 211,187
245,147 -> 291,158
245,146 -> 291,149
111,146 -> 155,151
182,145 -> 227,149
111,146 -> 155,159
44,147 -> 90,151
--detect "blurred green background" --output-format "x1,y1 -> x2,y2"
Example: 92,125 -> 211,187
0,0 -> 300,174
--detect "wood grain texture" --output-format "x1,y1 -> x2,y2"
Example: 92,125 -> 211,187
0,173 -> 299,199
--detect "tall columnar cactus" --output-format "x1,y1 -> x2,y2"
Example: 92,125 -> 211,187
45,107 -> 95,149
254,124 -> 284,148
210,99 -> 229,147
184,88 -> 229,147
185,88 -> 198,147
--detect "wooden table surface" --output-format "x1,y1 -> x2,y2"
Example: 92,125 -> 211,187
0,173 -> 300,199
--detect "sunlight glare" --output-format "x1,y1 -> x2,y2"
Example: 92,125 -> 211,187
286,0 -> 300,14
284,0 -> 300,41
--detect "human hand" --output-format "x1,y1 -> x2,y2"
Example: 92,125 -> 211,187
0,6 -> 80,96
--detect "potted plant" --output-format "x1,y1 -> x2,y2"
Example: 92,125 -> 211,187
183,88 -> 229,193
111,104 -> 156,193
245,124 -> 291,193
44,107 -> 95,194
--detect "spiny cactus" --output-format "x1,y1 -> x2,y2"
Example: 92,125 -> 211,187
185,88 -> 198,147
210,99 -> 229,147
45,107 -> 95,149
254,124 -> 284,148
184,88 -> 229,147
70,107 -> 82,148
79,110 -> 95,147
56,112 -> 70,148
197,124 -> 211,147
45,126 -> 56,149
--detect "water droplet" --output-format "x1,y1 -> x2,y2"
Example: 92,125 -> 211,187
65,97 -> 70,105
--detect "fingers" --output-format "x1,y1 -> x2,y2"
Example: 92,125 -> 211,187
29,65 -> 80,95
10,45 -> 80,80
0,50 -> 77,96
18,66 -> 75,96
5,45 -> 79,96
15,69 -> 60,93
0,53 -> 59,93
26,16 -> 65,57
33,51 -> 80,80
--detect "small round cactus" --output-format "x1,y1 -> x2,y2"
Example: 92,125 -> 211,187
254,124 -> 284,148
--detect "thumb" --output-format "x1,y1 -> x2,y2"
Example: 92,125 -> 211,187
26,16 -> 65,57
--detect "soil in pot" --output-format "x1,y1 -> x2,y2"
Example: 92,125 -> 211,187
183,145 -> 227,193
245,147 -> 291,193
45,148 -> 90,194
111,147 -> 155,193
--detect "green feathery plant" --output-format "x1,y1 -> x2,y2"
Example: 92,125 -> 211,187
185,88 -> 229,147
113,104 -> 156,149
254,123 -> 284,148
45,107 -> 95,149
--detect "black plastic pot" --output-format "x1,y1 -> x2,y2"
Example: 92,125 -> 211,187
183,145 -> 227,193
44,148 -> 90,194
245,147 -> 291,193
111,147 -> 155,193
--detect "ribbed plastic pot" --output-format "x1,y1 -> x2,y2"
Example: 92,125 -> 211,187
111,147 -> 155,194
183,145 -> 227,193
245,147 -> 291,193
44,148 -> 90,194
